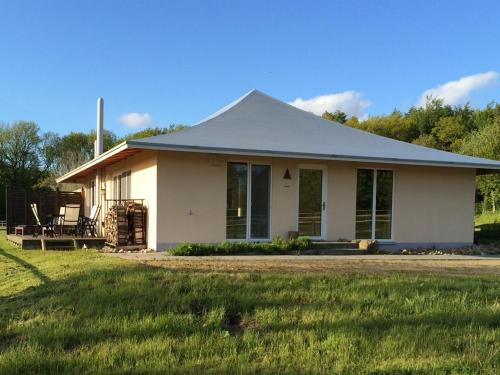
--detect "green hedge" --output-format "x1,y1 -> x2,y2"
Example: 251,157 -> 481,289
167,237 -> 312,256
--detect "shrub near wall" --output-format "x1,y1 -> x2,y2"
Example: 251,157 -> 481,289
167,237 -> 312,256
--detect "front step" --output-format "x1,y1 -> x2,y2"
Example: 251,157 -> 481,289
312,241 -> 359,250
42,239 -> 76,250
302,248 -> 364,255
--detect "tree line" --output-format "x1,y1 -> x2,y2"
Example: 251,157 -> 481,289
0,124 -> 186,191
1,98 -> 499,215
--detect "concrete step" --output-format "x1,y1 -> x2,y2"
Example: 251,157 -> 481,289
302,248 -> 365,255
312,241 -> 359,250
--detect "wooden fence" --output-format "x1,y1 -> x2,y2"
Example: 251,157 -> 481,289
5,188 -> 83,234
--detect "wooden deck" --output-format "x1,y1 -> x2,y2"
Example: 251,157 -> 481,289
7,234 -> 106,250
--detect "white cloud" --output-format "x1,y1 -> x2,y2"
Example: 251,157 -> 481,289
289,91 -> 371,119
119,112 -> 152,128
418,71 -> 499,106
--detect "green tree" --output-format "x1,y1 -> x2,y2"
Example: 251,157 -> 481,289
345,116 -> 359,127
431,116 -> 467,151
89,129 -> 119,151
460,118 -> 500,212
55,132 -> 94,175
322,110 -> 348,124
471,102 -> 500,130
0,121 -> 45,188
412,133 -> 439,149
122,125 -> 187,141
353,111 -> 418,142
405,97 -> 454,137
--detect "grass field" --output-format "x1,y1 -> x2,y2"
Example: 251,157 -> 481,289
1,233 -> 500,374
475,212 -> 500,226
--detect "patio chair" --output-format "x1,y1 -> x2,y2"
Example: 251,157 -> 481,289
30,203 -> 52,237
59,204 -> 81,237
81,205 -> 101,237
48,206 -> 66,237
58,206 -> 66,221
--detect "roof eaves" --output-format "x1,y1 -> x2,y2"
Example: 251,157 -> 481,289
126,140 -> 500,172
56,142 -> 129,183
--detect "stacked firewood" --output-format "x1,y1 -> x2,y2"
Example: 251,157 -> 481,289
104,205 -> 128,246
105,202 -> 147,247
127,203 -> 147,245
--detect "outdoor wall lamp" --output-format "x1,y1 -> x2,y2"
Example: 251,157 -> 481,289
283,168 -> 291,180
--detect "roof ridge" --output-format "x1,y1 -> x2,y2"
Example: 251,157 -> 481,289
136,89 -> 260,141
192,89 -> 258,126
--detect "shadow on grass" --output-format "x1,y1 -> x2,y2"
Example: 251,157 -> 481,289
0,263 -> 499,373
0,249 -> 50,284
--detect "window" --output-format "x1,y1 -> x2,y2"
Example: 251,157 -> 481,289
112,175 -> 120,200
120,170 -> 131,200
112,170 -> 131,200
226,162 -> 271,240
355,169 -> 393,240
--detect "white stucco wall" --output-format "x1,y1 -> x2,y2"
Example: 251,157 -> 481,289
153,151 -> 476,250
102,150 -> 158,248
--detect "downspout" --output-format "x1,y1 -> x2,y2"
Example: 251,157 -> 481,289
95,98 -> 104,235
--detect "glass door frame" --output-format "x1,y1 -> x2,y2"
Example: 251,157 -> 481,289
355,167 -> 396,242
226,161 -> 272,241
296,164 -> 328,240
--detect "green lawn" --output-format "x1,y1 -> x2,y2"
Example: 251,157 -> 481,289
476,211 -> 500,226
1,233 -> 500,374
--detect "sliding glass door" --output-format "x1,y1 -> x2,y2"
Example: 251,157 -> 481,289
355,170 -> 373,239
226,163 -> 248,239
355,169 -> 394,240
226,162 -> 271,240
250,165 -> 271,238
375,170 -> 394,239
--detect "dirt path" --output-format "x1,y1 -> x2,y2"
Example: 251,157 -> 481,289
108,253 -> 500,276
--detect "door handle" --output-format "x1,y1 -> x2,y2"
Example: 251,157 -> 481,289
322,202 -> 326,211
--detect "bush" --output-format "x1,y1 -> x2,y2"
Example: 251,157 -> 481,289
167,236 -> 312,256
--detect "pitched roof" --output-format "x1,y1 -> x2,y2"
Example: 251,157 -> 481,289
57,89 -> 500,183
128,89 -> 500,171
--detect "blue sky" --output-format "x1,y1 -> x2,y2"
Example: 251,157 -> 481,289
1,0 -> 499,136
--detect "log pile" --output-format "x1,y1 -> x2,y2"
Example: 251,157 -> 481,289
128,203 -> 147,245
104,205 -> 128,246
104,202 -> 147,248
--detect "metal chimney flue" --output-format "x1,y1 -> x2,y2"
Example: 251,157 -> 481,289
95,98 -> 104,158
